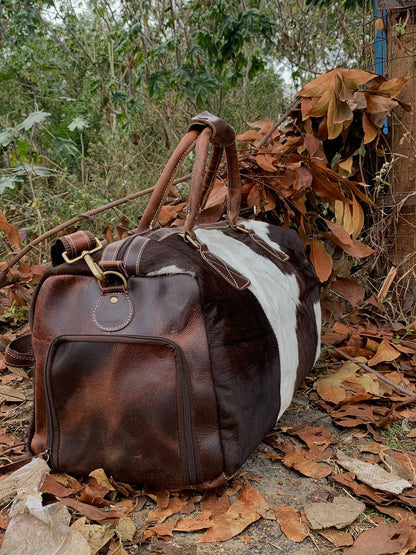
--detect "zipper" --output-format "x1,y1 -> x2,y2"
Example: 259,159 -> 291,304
44,334 -> 197,484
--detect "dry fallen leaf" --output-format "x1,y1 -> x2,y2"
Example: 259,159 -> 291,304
71,517 -> 115,555
367,340 -> 400,366
337,451 -> 412,494
344,521 -> 412,555
304,496 -> 365,530
147,497 -> 187,524
283,448 -> 332,479
198,484 -> 267,543
273,506 -> 308,543
319,528 -> 354,548
58,497 -> 134,525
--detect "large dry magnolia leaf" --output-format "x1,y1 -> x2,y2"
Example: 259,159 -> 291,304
273,506 -> 308,543
236,129 -> 262,142
313,362 -> 358,403
174,513 -> 213,532
310,238 -> 333,283
256,153 -> 277,173
337,452 -> 412,494
304,496 -> 365,530
344,522 -> 412,555
283,448 -> 332,479
324,218 -> 353,246
198,484 -> 267,543
362,112 -> 378,144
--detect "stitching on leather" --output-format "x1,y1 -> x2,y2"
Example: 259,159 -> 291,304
93,293 -> 134,331
65,234 -> 77,258
224,148 -> 232,217
250,232 -> 289,262
124,236 -> 139,271
151,140 -> 196,227
80,230 -> 92,250
201,249 -> 249,290
7,349 -> 31,360
135,238 -> 150,275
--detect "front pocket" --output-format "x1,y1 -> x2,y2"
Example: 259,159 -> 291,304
45,335 -> 197,486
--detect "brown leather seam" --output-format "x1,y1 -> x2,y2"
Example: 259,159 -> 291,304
135,238 -> 150,276
65,234 -> 78,258
200,249 -> 250,290
80,230 -> 93,250
193,275 -> 225,482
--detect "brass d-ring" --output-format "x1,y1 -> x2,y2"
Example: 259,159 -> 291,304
98,270 -> 128,290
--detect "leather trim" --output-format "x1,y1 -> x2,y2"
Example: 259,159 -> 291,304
199,244 -> 250,291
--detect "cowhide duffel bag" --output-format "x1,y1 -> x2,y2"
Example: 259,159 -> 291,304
5,112 -> 321,488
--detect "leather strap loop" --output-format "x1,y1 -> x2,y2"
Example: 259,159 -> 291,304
51,230 -> 97,266
4,334 -> 35,369
138,112 -> 242,234
188,111 -> 236,147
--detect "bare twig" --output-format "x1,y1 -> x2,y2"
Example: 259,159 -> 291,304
322,341 -> 416,400
256,101 -> 298,149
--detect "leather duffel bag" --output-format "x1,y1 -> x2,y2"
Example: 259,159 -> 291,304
5,112 -> 321,488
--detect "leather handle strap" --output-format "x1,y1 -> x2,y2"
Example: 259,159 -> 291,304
138,112 -> 241,234
137,130 -> 199,232
4,334 -> 35,368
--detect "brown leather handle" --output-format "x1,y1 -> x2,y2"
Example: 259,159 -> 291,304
137,112 -> 241,234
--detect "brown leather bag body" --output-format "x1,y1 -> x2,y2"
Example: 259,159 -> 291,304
7,113 -> 321,488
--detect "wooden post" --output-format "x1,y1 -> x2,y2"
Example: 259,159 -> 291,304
382,2 -> 416,314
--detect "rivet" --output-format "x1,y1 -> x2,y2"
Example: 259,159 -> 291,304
110,296 -> 118,304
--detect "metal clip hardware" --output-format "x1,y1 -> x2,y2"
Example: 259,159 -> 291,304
62,238 -> 105,283
62,238 -> 128,290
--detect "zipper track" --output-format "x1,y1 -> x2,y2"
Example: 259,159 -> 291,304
44,334 -> 197,484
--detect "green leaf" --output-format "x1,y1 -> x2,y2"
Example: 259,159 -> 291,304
17,111 -> 51,131
68,116 -> 89,132
0,175 -> 23,194
0,128 -> 15,148
52,137 -> 79,164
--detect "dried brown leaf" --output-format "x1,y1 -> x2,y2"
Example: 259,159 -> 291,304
198,484 -> 267,543
273,506 -> 308,542
367,340 -> 400,366
344,522 -> 411,555
337,452 -> 412,494
310,238 -> 333,283
283,449 -> 332,479
304,496 -> 365,530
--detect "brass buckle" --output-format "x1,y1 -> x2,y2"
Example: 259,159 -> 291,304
62,238 -> 128,289
62,238 -> 106,284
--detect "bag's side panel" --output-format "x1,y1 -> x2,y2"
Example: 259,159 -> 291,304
31,271 -> 223,485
